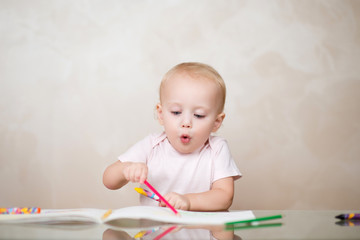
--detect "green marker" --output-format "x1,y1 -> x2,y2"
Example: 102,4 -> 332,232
226,222 -> 283,230
225,214 -> 282,226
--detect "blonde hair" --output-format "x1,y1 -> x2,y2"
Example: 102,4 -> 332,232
159,62 -> 226,113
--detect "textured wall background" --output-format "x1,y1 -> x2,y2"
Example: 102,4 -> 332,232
0,0 -> 359,210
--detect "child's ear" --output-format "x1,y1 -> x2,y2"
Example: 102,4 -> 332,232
212,112 -> 225,132
156,103 -> 164,125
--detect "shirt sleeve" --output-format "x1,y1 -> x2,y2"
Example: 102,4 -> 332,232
118,134 -> 153,163
212,138 -> 242,182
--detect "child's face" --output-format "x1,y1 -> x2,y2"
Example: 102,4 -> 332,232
157,72 -> 225,154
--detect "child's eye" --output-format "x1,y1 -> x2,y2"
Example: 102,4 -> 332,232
194,114 -> 205,119
171,111 -> 181,115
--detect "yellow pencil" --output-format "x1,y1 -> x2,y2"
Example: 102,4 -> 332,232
101,209 -> 112,220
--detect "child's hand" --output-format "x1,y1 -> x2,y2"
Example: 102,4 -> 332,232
122,162 -> 148,184
160,192 -> 190,210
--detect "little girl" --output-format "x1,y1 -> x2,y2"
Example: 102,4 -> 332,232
103,62 -> 241,211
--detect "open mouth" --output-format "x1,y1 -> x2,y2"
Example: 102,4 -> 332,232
180,134 -> 191,144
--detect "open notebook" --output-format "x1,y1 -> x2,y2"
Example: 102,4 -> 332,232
0,206 -> 254,226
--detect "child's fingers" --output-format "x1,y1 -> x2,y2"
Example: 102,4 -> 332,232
160,193 -> 176,208
123,166 -> 131,181
134,165 -> 147,183
134,167 -> 141,182
139,171 -> 147,184
123,165 -> 137,182
160,192 -> 190,210
123,163 -> 148,183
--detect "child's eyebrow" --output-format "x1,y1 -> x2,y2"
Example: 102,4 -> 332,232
166,102 -> 182,108
165,101 -> 212,112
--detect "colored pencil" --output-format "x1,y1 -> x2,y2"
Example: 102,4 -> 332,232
335,213 -> 360,220
225,214 -> 282,225
144,180 -> 179,215
226,222 -> 282,230
101,209 -> 112,220
0,207 -> 41,214
135,187 -> 160,202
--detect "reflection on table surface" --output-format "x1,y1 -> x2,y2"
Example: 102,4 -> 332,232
0,210 -> 359,239
103,225 -> 238,240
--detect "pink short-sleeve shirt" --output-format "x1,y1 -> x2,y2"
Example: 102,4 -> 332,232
118,132 -> 241,206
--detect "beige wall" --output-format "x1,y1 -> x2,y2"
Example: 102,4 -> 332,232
0,0 -> 359,210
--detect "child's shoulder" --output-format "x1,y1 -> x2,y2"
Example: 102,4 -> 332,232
144,132 -> 167,148
208,135 -> 229,150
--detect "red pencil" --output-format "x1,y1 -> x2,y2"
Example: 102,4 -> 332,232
144,180 -> 179,215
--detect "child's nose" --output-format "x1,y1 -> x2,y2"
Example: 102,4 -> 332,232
181,122 -> 191,128
181,116 -> 192,128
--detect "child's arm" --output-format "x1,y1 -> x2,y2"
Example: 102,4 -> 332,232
103,160 -> 148,190
160,177 -> 235,211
